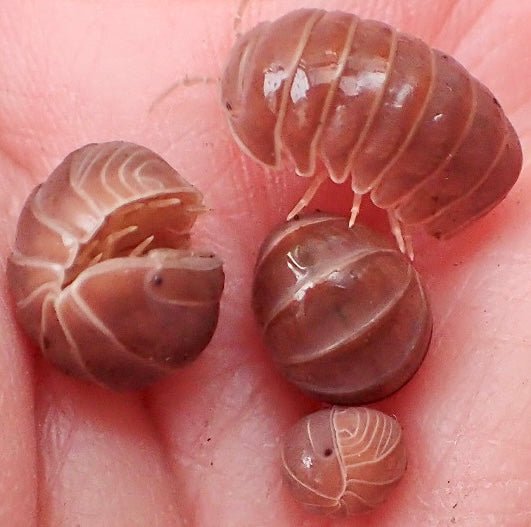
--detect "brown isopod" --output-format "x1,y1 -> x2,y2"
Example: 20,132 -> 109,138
7,141 -> 225,390
252,213 -> 432,405
282,406 -> 407,516
221,8 -> 523,250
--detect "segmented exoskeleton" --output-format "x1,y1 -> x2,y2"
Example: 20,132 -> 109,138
7,142 -> 224,390
222,9 -> 522,251
281,407 -> 407,515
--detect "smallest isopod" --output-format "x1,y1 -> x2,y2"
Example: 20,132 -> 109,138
281,406 -> 407,516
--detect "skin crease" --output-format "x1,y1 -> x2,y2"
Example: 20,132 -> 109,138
0,0 -> 529,525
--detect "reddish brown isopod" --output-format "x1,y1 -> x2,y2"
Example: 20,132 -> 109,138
7,141 -> 225,390
252,213 -> 432,405
282,406 -> 407,515
222,9 -> 522,247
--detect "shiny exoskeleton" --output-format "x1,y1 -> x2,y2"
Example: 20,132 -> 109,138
222,9 -> 522,242
281,407 -> 407,516
252,214 -> 432,404
7,142 -> 224,390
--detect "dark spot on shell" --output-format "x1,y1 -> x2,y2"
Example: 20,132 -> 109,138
152,274 -> 163,286
226,101 -> 232,111
323,448 -> 333,457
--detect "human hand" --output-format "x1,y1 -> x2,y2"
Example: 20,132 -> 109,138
1,1 -> 529,526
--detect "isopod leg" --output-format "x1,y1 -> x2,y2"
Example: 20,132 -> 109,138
287,171 -> 328,221
387,211 -> 414,260
102,225 -> 138,259
348,193 -> 363,228
130,235 -> 155,257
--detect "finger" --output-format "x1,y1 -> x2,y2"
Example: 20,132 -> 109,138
36,364 -> 184,526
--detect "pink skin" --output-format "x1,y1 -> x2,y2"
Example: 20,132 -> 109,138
0,1 -> 529,525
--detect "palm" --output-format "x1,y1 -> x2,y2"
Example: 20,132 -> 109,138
1,1 -> 529,526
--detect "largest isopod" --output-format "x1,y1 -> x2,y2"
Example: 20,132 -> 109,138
221,8 -> 522,244
7,141 -> 225,390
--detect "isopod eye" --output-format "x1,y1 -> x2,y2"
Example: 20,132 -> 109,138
281,407 -> 407,516
6,141 -> 225,390
152,274 -> 163,286
252,213 -> 432,405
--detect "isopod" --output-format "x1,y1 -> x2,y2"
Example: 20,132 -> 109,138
221,8 -> 522,248
7,141 -> 225,390
252,213 -> 432,405
281,406 -> 407,515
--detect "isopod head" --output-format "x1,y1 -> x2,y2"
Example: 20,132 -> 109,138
252,213 -> 432,404
7,142 -> 225,390
281,407 -> 407,515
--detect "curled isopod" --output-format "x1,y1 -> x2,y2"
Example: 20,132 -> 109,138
7,141 -> 225,390
252,213 -> 432,404
282,406 -> 407,515
222,8 -> 523,248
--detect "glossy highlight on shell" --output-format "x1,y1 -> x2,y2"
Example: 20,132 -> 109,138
252,213 -> 432,404
7,141 -> 225,390
222,8 -> 522,240
281,406 -> 407,515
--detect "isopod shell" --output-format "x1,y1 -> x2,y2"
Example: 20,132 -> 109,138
281,406 -> 407,515
222,9 -> 523,239
252,213 -> 432,404
7,141 -> 225,390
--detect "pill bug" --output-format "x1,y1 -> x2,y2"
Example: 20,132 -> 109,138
7,141 -> 225,390
221,8 -> 522,247
252,213 -> 432,405
281,406 -> 407,515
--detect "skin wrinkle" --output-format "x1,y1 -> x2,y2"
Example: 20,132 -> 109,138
149,347 -> 265,446
168,383 -> 265,472
185,404 -> 285,525
232,148 -> 260,212
423,479 -> 531,521
427,265 -> 476,334
234,0 -> 252,37
428,0 -> 462,49
37,377 -> 183,527
444,0 -> 496,61
38,394 -> 80,496
0,144 -> 35,183
140,387 -> 195,525
422,361 -> 497,490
